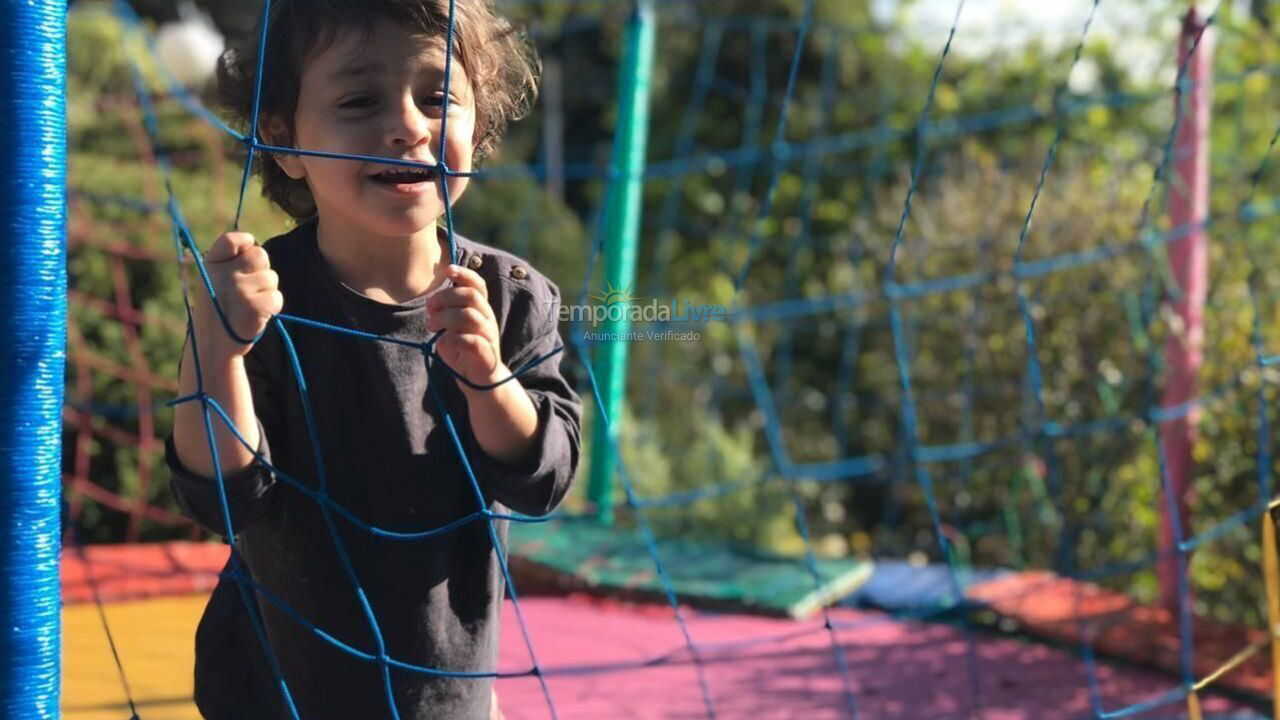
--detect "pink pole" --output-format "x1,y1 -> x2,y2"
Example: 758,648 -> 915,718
1158,7 -> 1212,616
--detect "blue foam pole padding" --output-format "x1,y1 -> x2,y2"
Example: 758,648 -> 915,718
0,1 -> 67,716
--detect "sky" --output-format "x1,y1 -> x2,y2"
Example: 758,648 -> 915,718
870,1 -> 1237,87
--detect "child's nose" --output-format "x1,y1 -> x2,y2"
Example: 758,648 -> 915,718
385,95 -> 431,148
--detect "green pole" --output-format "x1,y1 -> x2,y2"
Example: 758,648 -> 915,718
588,0 -> 655,525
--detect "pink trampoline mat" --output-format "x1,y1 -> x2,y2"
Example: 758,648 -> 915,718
494,596 -> 1261,720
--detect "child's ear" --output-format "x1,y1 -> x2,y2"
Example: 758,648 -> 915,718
260,116 -> 306,180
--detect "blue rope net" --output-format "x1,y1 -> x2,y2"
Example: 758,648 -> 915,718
62,0 -> 1280,716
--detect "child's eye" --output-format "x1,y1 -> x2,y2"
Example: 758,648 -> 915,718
421,92 -> 466,112
420,94 -> 449,113
338,95 -> 377,110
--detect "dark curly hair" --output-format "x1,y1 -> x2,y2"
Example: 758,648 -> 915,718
216,0 -> 540,220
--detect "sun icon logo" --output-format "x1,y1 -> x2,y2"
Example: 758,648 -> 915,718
589,280 -> 640,307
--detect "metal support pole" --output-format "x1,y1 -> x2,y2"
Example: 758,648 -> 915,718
1159,6 -> 1212,616
588,0 -> 655,525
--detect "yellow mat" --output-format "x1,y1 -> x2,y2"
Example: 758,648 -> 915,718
63,594 -> 207,720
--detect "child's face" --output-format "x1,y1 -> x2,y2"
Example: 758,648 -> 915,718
272,19 -> 476,239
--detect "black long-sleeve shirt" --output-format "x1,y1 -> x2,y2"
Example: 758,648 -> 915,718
166,219 -> 581,720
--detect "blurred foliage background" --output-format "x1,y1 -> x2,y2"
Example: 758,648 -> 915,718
65,0 -> 1280,628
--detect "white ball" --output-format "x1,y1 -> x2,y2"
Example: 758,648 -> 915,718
154,14 -> 225,88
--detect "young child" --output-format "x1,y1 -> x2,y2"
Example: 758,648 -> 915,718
166,1 -> 581,718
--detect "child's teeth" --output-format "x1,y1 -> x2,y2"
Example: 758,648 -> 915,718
372,168 -> 437,184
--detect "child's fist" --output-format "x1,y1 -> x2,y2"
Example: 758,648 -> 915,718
425,264 -> 505,389
193,231 -> 282,358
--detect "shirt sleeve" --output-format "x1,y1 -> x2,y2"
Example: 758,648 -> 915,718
167,338 -> 281,539
464,277 -> 582,517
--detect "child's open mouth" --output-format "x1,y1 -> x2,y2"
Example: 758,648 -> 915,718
370,167 -> 439,186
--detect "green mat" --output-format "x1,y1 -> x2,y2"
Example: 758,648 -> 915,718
507,515 -> 873,619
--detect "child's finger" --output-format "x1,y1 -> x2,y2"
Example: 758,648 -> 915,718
425,286 -> 493,320
426,307 -> 495,338
204,231 -> 256,264
235,267 -> 279,295
254,287 -> 285,317
444,264 -> 488,301
435,333 -> 499,378
437,332 -> 493,357
231,245 -> 270,274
